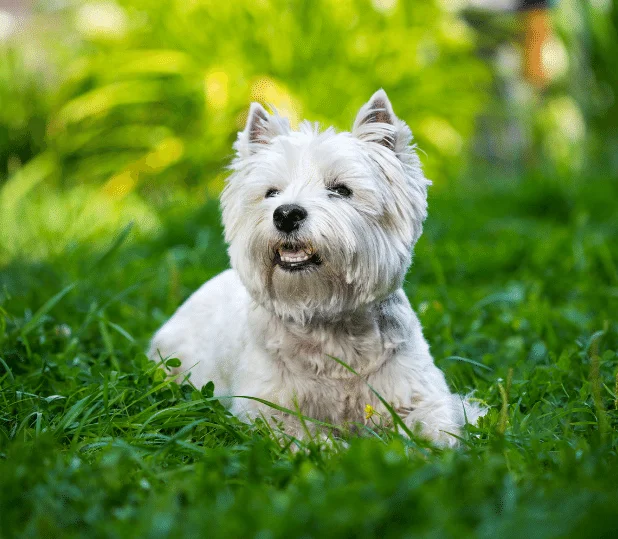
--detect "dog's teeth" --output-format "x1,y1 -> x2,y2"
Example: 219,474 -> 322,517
278,248 -> 312,265
281,254 -> 309,263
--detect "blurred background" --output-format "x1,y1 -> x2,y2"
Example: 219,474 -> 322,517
0,0 -> 616,268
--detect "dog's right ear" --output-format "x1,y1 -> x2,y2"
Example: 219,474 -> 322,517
235,103 -> 290,158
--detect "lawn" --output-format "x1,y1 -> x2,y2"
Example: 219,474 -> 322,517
1,171 -> 617,537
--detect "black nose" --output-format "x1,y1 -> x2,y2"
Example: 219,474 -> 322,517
273,204 -> 307,233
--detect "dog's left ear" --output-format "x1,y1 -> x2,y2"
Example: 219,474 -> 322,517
352,89 -> 410,153
235,103 -> 291,158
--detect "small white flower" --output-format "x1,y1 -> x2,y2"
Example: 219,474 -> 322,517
75,1 -> 127,40
55,323 -> 72,338
0,10 -> 17,42
371,0 -> 398,13
590,0 -> 612,13
542,38 -> 569,81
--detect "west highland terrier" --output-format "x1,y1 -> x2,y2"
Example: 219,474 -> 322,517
149,90 -> 485,446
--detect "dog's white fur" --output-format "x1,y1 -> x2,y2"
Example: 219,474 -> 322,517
149,90 -> 485,446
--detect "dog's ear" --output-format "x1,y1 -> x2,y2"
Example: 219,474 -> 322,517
352,89 -> 406,152
246,103 -> 271,145
235,103 -> 290,157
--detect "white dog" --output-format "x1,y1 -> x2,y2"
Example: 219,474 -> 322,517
149,90 -> 484,446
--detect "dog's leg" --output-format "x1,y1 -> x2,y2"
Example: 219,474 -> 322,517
372,355 -> 486,447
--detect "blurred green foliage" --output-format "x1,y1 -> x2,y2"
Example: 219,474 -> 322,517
0,0 -> 501,262
1,0 -> 617,262
1,0 -> 490,181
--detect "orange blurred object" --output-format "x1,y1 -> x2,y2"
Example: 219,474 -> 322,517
523,8 -> 551,88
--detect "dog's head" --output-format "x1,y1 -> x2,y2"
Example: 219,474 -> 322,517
221,90 -> 430,323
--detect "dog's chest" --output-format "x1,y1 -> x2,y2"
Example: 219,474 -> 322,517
250,303 -> 408,423
270,323 -> 391,418
270,319 -> 389,378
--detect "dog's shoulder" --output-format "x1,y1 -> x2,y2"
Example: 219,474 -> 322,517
148,269 -> 250,363
186,268 -> 248,308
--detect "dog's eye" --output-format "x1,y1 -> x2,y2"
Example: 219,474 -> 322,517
265,188 -> 280,198
328,184 -> 352,198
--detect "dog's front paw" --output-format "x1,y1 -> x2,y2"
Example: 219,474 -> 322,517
400,399 -> 464,447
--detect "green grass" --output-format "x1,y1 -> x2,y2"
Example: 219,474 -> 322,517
1,174 -> 618,538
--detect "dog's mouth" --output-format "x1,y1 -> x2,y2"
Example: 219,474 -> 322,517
274,243 -> 321,272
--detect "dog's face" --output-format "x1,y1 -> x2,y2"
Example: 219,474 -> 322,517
221,90 -> 430,322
